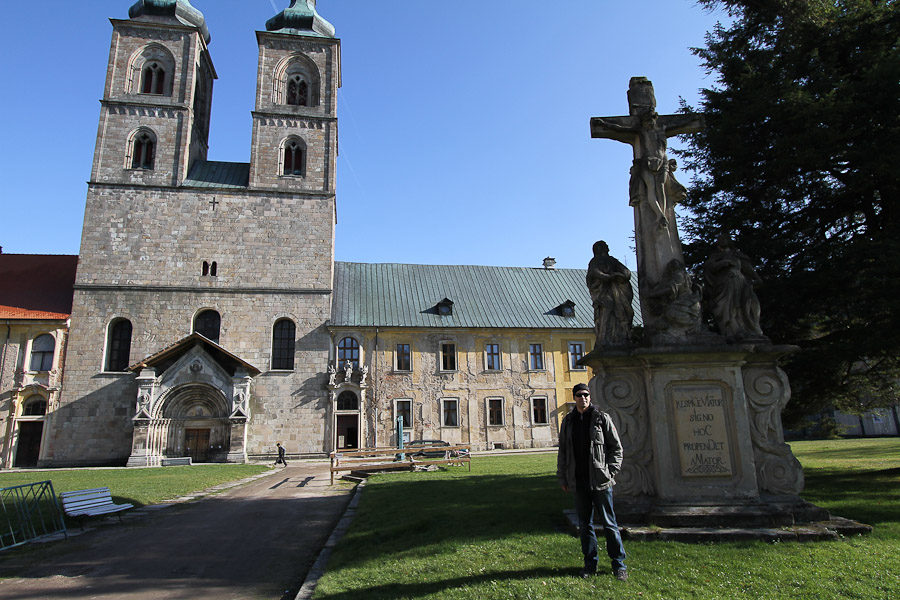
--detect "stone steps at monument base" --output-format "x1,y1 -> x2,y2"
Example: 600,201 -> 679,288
604,497 -> 832,529
564,510 -> 872,543
620,518 -> 873,543
623,501 -> 832,528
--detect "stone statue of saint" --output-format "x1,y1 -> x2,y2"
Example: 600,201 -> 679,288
644,259 -> 703,337
327,363 -> 336,386
344,361 -> 353,382
703,234 -> 766,341
586,241 -> 634,347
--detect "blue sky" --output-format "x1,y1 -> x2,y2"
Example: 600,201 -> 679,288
0,0 -> 726,271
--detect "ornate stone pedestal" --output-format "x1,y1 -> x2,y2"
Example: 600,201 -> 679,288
581,77 -> 871,537
583,343 -> 809,524
225,418 -> 248,463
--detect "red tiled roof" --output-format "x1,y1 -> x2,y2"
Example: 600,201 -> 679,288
0,254 -> 78,320
0,305 -> 70,320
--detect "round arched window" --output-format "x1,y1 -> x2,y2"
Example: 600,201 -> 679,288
336,391 -> 359,411
22,395 -> 47,416
29,334 -> 55,372
106,318 -> 133,372
194,309 -> 221,343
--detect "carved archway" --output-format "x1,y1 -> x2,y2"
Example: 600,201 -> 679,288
147,383 -> 231,463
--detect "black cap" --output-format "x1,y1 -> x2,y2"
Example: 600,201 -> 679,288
573,383 -> 590,396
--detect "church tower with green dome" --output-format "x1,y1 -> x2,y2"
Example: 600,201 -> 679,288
53,1 -> 341,467
249,0 -> 340,193
90,0 -> 215,188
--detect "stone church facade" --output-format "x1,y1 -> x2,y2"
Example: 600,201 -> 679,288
39,1 -> 605,467
50,1 -> 337,467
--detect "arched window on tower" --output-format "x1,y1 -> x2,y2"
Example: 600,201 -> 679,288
337,337 -> 360,371
282,137 -> 306,176
275,56 -> 319,108
271,319 -> 296,370
128,45 -> 174,96
287,75 -> 309,106
193,309 -> 221,344
141,61 -> 166,95
29,334 -> 55,372
105,318 -> 133,372
130,130 -> 156,170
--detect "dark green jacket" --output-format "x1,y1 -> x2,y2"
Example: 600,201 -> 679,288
557,406 -> 623,491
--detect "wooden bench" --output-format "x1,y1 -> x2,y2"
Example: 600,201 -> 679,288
330,445 -> 471,484
59,487 -> 134,527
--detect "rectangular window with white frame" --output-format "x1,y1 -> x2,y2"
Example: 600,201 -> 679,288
440,341 -> 457,372
568,341 -> 586,370
441,398 -> 459,427
395,343 -> 411,371
528,343 -> 544,370
485,343 -> 501,371
531,396 -> 549,425
487,397 -> 504,426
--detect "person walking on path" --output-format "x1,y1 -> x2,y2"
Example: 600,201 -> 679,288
274,442 -> 287,467
557,383 -> 628,581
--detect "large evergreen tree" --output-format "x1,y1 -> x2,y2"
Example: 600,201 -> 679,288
679,0 -> 900,425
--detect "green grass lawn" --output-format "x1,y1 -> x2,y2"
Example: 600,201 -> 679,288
0,464 -> 269,508
313,439 -> 900,600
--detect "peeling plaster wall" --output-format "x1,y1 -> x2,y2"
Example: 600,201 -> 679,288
331,327 -> 594,451
0,321 -> 68,468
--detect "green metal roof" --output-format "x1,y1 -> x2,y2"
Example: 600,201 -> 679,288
266,0 -> 336,38
331,262 -> 636,330
183,161 -> 250,189
128,0 -> 210,44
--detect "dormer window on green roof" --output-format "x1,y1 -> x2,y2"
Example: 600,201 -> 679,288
437,298 -> 454,316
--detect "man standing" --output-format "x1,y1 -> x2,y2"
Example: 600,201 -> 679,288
557,383 -> 628,581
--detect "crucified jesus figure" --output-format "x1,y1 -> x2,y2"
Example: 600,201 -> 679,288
591,78 -> 704,231
590,77 -> 705,335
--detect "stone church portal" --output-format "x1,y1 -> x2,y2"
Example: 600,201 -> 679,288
126,334 -> 258,466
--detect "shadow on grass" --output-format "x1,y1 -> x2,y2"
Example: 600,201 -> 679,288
332,471 -> 571,568
803,467 -> 900,525
315,566 -> 579,600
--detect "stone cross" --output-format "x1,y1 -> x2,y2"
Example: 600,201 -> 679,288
590,77 -> 704,334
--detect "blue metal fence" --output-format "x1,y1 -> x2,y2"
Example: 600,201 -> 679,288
1,480 -> 67,551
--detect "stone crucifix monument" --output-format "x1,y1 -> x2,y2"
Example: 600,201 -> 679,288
582,78 -> 824,531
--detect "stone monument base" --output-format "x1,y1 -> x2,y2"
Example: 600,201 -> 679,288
583,343 -> 807,500
574,342 -> 873,540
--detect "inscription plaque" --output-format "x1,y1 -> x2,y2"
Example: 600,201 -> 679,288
672,385 -> 733,477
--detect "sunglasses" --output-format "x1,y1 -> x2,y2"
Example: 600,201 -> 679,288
575,392 -> 590,398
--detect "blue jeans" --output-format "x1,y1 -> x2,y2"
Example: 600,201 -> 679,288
574,482 -> 626,572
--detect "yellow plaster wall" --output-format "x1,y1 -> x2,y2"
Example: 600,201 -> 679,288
332,326 -> 592,451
